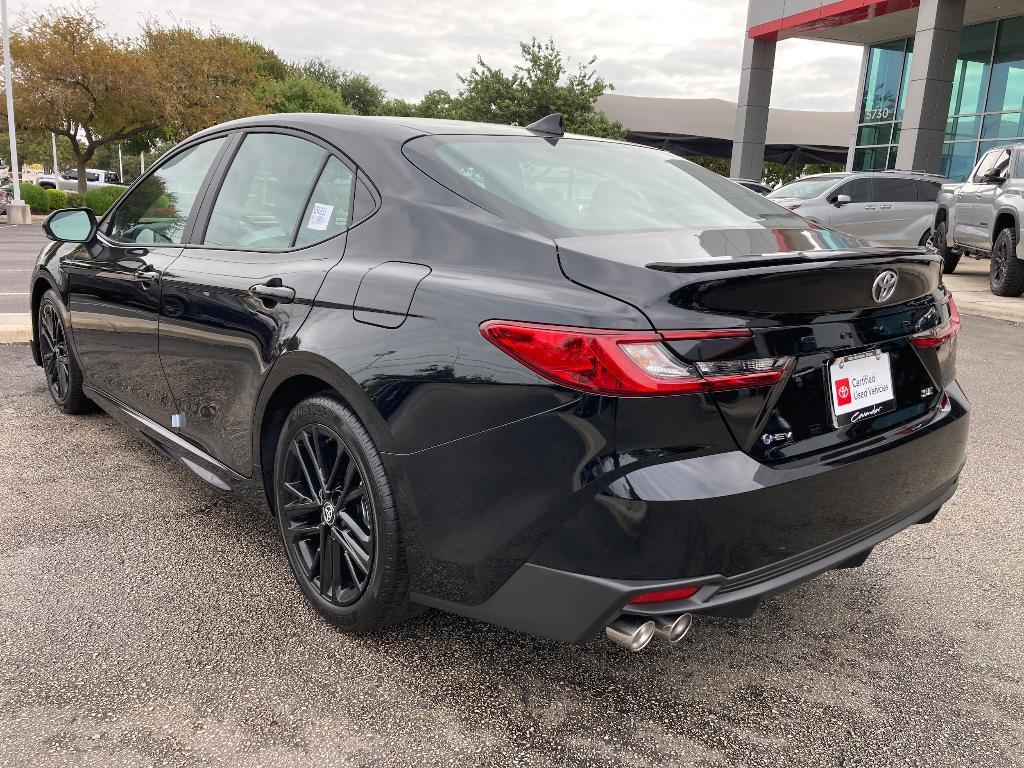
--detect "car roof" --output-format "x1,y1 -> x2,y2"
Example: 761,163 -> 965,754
196,112 -> 619,143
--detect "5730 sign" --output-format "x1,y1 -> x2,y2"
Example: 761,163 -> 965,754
865,107 -> 893,121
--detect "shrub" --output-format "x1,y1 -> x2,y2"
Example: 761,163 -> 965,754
19,183 -> 49,213
83,185 -> 127,215
65,192 -> 85,208
44,188 -> 69,211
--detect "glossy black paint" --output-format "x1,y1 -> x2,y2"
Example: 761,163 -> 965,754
30,114 -> 970,642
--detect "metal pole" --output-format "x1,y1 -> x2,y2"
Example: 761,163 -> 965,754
51,131 -> 59,174
117,143 -> 122,179
139,151 -> 144,174
2,0 -> 22,203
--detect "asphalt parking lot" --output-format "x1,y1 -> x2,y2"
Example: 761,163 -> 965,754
1,317 -> 1022,767
0,222 -> 44,313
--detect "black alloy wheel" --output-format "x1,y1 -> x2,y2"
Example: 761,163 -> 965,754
280,423 -> 374,605
933,220 -> 960,274
39,302 -> 70,404
37,290 -> 92,414
274,394 -> 415,631
990,227 -> 1024,297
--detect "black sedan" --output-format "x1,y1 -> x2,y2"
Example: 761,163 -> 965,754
30,113 -> 969,651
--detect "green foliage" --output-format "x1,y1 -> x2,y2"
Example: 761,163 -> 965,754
65,192 -> 85,208
257,76 -> 353,115
45,189 -> 69,211
687,156 -> 731,176
762,161 -> 843,188
20,183 -> 48,213
376,98 -> 417,117
299,58 -> 387,116
450,38 -> 626,139
83,185 -> 127,214
416,89 -> 461,120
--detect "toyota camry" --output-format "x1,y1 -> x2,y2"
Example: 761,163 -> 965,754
30,113 -> 969,651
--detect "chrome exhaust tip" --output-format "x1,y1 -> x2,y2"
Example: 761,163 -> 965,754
652,613 -> 693,644
605,616 -> 656,652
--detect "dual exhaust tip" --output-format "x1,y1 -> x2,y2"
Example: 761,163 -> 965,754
605,613 -> 693,652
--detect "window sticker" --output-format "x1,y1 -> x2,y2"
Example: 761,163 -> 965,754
307,203 -> 334,231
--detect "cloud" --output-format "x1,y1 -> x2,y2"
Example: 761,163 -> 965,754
72,0 -> 863,110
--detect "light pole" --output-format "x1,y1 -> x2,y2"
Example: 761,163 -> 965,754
2,0 -> 29,223
51,131 -> 58,174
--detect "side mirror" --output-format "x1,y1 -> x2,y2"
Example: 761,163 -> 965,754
42,208 -> 98,243
833,194 -> 852,207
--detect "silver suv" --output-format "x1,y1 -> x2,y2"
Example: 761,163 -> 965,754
768,171 -> 947,248
934,144 -> 1024,296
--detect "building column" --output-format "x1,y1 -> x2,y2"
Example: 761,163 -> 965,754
847,46 -> 871,171
730,36 -> 776,181
894,0 -> 967,173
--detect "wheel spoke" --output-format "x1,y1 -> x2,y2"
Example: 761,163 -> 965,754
324,442 -> 346,491
318,524 -> 331,597
343,551 -> 361,587
337,460 -> 357,500
334,526 -> 370,575
303,428 -> 328,492
290,440 -> 319,500
342,485 -> 365,505
339,509 -> 371,544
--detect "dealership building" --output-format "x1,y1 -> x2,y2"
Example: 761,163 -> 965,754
732,0 -> 1024,181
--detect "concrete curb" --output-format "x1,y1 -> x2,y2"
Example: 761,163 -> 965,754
0,314 -> 32,344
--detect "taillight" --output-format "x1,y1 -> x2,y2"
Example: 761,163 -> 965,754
628,585 -> 702,604
910,294 -> 960,349
480,321 -> 791,396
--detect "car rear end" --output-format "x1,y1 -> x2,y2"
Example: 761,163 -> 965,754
401,132 -> 969,647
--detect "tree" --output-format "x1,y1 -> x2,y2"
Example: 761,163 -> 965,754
4,9 -> 167,194
452,38 -> 626,139
257,76 -> 353,115
415,89 -> 461,120
300,58 -> 387,116
141,22 -> 277,136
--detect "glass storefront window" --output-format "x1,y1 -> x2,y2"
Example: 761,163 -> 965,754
950,22 -> 996,117
856,123 -> 894,145
861,40 -> 907,123
981,112 -> 1024,139
941,142 -> 980,181
988,17 -> 1024,114
853,146 -> 893,172
855,15 -> 1024,178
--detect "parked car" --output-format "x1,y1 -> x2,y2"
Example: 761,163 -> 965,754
0,181 -> 12,215
730,177 -> 773,195
768,171 -> 947,249
934,143 -> 1024,296
36,168 -> 121,192
30,114 -> 968,650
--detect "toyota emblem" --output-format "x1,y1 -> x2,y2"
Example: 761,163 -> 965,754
872,270 -> 898,304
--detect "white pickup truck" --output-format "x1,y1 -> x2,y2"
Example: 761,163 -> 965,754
35,168 -> 122,193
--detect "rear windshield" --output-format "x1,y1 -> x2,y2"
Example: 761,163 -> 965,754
404,136 -> 804,237
768,176 -> 844,201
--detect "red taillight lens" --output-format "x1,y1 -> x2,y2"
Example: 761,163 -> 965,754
628,586 -> 702,604
910,294 -> 960,349
480,321 -> 791,396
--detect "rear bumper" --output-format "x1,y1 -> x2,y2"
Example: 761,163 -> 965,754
411,384 -> 969,643
417,477 -> 956,644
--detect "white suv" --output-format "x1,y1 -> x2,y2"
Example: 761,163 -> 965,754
768,171 -> 947,249
36,168 -> 121,192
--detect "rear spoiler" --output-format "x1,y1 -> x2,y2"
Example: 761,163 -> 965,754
646,248 -> 937,274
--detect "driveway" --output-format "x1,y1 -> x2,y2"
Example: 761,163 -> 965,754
0,316 -> 1021,767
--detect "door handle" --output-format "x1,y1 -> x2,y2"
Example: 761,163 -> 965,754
135,268 -> 161,284
864,205 -> 877,210
879,204 -> 893,209
249,283 -> 296,304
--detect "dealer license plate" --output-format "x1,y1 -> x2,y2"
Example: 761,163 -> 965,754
828,349 -> 896,427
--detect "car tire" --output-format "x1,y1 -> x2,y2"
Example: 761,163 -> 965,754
934,220 -> 960,274
37,290 -> 93,415
273,393 -> 417,633
990,227 -> 1024,297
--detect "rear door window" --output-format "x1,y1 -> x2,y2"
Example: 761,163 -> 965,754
874,177 -> 918,203
294,157 -> 355,248
204,133 -> 326,250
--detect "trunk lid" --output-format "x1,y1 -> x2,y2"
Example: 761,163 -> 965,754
557,227 -> 950,462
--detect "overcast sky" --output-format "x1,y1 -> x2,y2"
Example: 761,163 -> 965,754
75,0 -> 862,112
